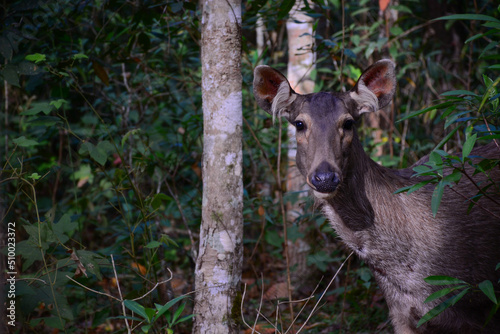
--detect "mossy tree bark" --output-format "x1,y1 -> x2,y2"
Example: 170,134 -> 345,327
192,1 -> 243,333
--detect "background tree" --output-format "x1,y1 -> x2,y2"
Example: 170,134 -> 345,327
193,0 -> 243,333
285,0 -> 316,301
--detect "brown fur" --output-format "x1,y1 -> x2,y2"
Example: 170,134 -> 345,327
253,60 -> 500,333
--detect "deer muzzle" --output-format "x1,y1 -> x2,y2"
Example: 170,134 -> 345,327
308,161 -> 340,198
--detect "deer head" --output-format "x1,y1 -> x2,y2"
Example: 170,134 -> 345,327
253,60 -> 397,199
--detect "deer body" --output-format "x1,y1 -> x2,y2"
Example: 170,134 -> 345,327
253,60 -> 500,333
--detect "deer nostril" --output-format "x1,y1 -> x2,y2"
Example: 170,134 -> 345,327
311,169 -> 340,193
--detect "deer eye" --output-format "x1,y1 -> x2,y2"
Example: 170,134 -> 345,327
343,119 -> 354,131
294,120 -> 305,131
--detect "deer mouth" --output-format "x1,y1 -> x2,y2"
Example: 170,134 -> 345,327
307,177 -> 340,200
312,189 -> 338,200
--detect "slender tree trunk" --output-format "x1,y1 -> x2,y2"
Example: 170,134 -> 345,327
193,1 -> 243,333
286,0 -> 315,213
286,0 -> 315,285
367,0 -> 399,157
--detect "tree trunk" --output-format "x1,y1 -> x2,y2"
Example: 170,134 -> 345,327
286,0 -> 315,216
193,1 -> 243,333
366,0 -> 399,157
285,0 -> 315,285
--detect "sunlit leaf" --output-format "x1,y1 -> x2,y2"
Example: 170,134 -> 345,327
25,53 -> 46,63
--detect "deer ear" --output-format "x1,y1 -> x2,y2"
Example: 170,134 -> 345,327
253,65 -> 297,121
349,59 -> 396,116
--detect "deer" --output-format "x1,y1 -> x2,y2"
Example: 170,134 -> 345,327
253,59 -> 500,333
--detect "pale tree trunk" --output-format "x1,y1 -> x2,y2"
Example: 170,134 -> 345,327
368,0 -> 399,157
286,0 -> 315,285
193,1 -> 243,333
256,15 -> 265,65
381,0 -> 398,157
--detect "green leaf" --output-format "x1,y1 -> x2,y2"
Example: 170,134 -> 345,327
52,214 -> 78,244
90,145 -> 106,165
431,181 -> 444,217
278,0 -> 296,19
41,317 -> 65,330
417,288 -> 470,328
424,276 -> 467,285
394,185 -> 413,194
175,314 -> 195,324
27,116 -> 62,127
24,222 -> 56,246
72,53 -> 88,60
479,280 -> 498,304
432,125 -> 462,151
172,303 -> 186,324
392,5 -> 412,14
145,241 -> 162,249
124,300 -> 149,321
75,250 -> 107,280
13,136 -> 39,147
85,140 -> 114,166
265,230 -> 283,248
1,65 -> 20,87
398,101 -> 455,122
21,102 -> 53,115
429,151 -> 443,167
160,234 -> 179,247
145,308 -> 156,322
440,90 -> 478,97
307,251 -> 335,272
151,193 -> 171,210
79,142 -> 93,155
50,99 -> 67,110
483,74 -> 494,89
443,170 -> 462,184
424,285 -> 468,303
154,295 -> 190,321
287,225 -> 305,242
407,180 -> 434,194
390,26 -> 404,36
16,240 -> 44,270
28,173 -> 41,180
412,165 -> 431,174
25,53 -> 47,63
432,14 -> 500,23
465,33 -> 485,44
462,134 -> 477,160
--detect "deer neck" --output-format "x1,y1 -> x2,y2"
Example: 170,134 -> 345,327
325,139 -> 400,232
